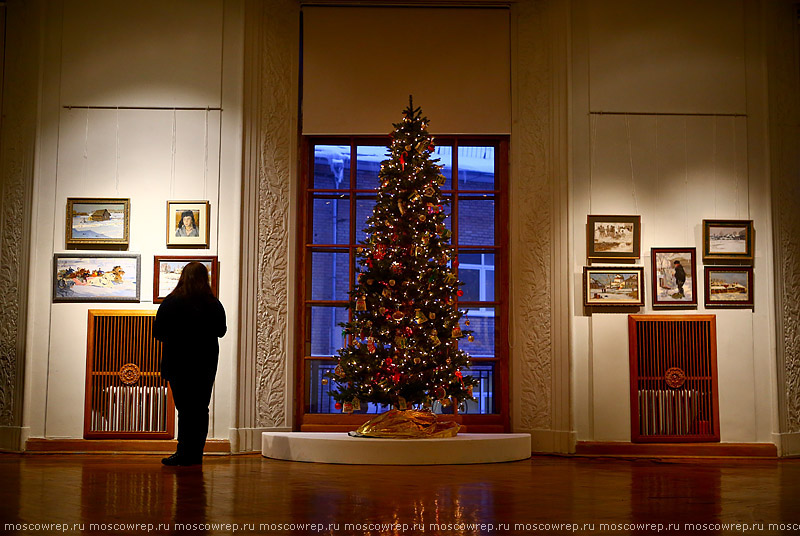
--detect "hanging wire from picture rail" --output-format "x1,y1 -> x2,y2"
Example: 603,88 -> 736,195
203,107 -> 209,200
683,117 -> 689,245
83,108 -> 90,189
624,113 -> 639,215
170,110 -> 177,199
115,106 -> 121,196
64,105 -> 223,111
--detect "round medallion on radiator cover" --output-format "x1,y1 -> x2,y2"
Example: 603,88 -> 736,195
119,363 -> 141,385
664,367 -> 686,389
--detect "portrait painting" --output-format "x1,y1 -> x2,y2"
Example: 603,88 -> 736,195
166,201 -> 210,248
66,198 -> 130,247
153,255 -> 219,303
587,215 -> 641,260
651,248 -> 697,307
704,267 -> 754,308
53,253 -> 140,302
702,219 -> 753,261
583,266 -> 645,307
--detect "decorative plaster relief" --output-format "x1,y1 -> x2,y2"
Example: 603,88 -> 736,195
253,0 -> 296,429
514,0 -> 554,431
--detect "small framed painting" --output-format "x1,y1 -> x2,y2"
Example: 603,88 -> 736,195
166,200 -> 210,248
65,197 -> 130,247
583,266 -> 645,307
651,248 -> 697,307
53,253 -> 140,302
153,255 -> 219,303
704,266 -> 754,308
702,219 -> 753,261
587,215 -> 641,260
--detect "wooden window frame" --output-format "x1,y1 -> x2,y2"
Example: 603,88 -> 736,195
295,135 -> 510,433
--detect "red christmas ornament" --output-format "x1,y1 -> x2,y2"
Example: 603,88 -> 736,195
457,290 -> 464,297
335,402 -> 342,410
385,357 -> 393,366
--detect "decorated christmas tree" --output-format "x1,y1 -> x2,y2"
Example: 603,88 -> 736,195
324,99 -> 478,421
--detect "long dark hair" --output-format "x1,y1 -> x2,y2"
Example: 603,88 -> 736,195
178,210 -> 196,229
170,262 -> 212,298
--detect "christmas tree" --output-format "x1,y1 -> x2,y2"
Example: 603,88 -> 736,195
325,99 -> 478,415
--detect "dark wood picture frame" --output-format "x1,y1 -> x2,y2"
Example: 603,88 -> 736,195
65,197 -> 130,248
53,253 -> 141,303
583,266 -> 645,307
153,255 -> 219,303
704,266 -> 754,308
702,219 -> 754,261
651,247 -> 698,307
587,214 -> 641,261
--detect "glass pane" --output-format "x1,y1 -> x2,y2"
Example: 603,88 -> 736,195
314,145 -> 350,189
355,196 -> 377,242
457,253 -> 495,302
312,196 -> 350,244
461,307 -> 495,358
311,251 -> 350,300
432,144 -> 452,190
457,145 -> 495,190
305,359 -> 393,414
457,197 -> 495,246
309,306 -> 349,356
461,363 -> 495,414
356,145 -> 388,190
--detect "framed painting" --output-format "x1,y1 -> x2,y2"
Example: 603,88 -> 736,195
704,266 -> 754,308
651,248 -> 697,307
587,215 -> 641,260
166,200 -> 210,248
153,255 -> 219,303
65,197 -> 130,247
702,219 -> 753,261
583,266 -> 645,307
53,253 -> 140,302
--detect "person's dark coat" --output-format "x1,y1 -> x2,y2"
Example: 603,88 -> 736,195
674,264 -> 686,285
154,294 -> 227,383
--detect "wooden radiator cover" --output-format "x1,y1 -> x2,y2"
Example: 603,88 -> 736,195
628,315 -> 719,443
84,310 -> 175,439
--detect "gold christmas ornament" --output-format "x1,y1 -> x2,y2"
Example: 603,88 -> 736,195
321,378 -> 329,385
468,335 -> 475,342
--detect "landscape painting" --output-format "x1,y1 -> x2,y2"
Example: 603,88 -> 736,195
583,266 -> 644,307
53,254 -> 140,302
153,255 -> 218,303
704,266 -> 754,307
651,248 -> 697,307
702,219 -> 753,261
587,215 -> 641,260
66,198 -> 130,247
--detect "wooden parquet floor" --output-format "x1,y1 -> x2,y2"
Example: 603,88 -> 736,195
1,453 -> 799,535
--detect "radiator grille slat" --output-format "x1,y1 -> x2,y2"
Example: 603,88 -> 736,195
84,310 -> 175,439
628,315 -> 719,443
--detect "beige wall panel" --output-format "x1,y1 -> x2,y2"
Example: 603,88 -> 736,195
303,6 -> 511,134
60,0 -> 224,107
715,311 -> 757,442
590,314 -> 631,441
587,0 -> 746,114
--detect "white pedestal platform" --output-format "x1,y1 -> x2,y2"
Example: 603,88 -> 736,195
262,432 -> 531,465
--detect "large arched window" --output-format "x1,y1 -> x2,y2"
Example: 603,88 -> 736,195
296,136 -> 509,432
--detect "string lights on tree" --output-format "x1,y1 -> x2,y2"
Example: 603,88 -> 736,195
324,98 -> 478,416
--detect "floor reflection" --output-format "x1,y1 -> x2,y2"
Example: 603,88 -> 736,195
1,454 -> 798,534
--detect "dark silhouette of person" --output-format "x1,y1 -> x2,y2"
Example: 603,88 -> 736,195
673,260 -> 687,297
154,262 -> 226,466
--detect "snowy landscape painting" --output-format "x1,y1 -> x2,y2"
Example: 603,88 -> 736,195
704,267 -> 754,307
583,266 -> 644,307
66,198 -> 130,246
587,215 -> 641,260
53,254 -> 140,302
153,256 -> 218,303
651,248 -> 697,307
702,219 -> 753,261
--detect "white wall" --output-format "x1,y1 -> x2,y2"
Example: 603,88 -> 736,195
571,0 -> 776,444
24,0 -> 242,442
